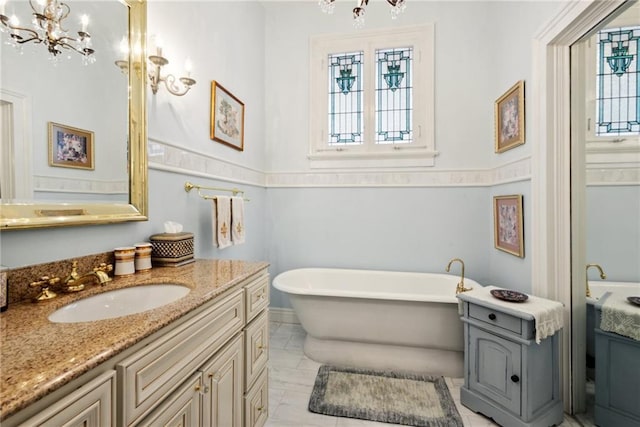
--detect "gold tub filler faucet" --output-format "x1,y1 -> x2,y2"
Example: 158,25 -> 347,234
585,263 -> 606,298
447,258 -> 473,294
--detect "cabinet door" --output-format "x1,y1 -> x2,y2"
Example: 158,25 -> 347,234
137,373 -> 202,427
245,368 -> 269,427
19,371 -> 114,427
201,334 -> 244,427
468,327 -> 522,415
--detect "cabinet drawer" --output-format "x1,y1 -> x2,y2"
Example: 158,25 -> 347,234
137,373 -> 202,427
469,303 -> 522,335
245,310 -> 269,390
245,273 -> 269,323
117,289 -> 244,426
19,371 -> 115,427
244,368 -> 268,427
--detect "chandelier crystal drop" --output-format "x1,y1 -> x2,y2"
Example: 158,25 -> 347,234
318,0 -> 406,28
0,0 -> 95,64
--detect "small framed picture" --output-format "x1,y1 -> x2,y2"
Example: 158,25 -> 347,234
48,122 -> 94,170
493,194 -> 524,258
495,80 -> 525,153
210,81 -> 245,151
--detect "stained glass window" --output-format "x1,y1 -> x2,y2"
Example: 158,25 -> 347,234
375,47 -> 413,144
327,51 -> 364,145
595,26 -> 640,136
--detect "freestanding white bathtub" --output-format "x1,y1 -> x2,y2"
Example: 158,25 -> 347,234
272,268 -> 482,377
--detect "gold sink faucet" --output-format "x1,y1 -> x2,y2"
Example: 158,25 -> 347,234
63,261 -> 113,292
447,258 -> 473,294
585,263 -> 606,298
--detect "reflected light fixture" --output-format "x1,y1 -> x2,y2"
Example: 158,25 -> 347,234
319,0 -> 406,28
115,36 -> 196,97
0,0 -> 95,64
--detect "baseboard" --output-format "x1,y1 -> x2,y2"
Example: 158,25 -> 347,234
269,307 -> 300,324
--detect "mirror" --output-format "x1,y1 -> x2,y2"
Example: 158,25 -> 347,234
0,0 -> 147,229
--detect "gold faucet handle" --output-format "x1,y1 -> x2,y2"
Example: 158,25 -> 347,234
30,276 -> 60,301
94,263 -> 113,273
68,261 -> 80,281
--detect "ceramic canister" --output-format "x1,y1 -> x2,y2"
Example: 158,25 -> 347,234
114,246 -> 136,276
134,242 -> 153,271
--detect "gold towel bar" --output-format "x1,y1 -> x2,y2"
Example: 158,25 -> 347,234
184,181 -> 250,202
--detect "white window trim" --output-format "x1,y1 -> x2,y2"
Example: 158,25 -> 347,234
308,24 -> 437,169
584,13 -> 640,164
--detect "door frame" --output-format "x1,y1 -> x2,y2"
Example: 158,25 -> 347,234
530,0 -> 631,413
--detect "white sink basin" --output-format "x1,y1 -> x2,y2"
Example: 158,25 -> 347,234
48,284 -> 190,323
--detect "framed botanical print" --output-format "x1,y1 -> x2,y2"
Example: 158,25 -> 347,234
48,122 -> 94,170
493,194 -> 524,257
495,80 -> 525,153
210,81 -> 245,151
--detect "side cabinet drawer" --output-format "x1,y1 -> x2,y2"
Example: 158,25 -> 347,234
245,310 -> 269,390
468,303 -> 523,335
245,273 -> 269,323
244,368 -> 269,427
117,289 -> 245,426
19,371 -> 115,427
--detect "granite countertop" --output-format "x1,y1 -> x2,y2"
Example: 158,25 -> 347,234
0,259 -> 269,421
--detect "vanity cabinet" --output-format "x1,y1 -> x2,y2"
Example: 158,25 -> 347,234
4,266 -> 270,427
18,371 -> 115,427
458,294 -> 563,427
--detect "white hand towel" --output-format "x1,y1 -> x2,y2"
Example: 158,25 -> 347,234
212,196 -> 232,249
231,196 -> 245,245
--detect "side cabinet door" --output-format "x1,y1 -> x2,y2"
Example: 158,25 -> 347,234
468,327 -> 522,415
137,373 -> 203,427
201,334 -> 244,427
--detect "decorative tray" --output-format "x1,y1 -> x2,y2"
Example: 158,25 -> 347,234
627,296 -> 640,307
490,289 -> 529,303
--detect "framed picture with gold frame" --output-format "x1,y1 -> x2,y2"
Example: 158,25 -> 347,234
210,81 -> 245,151
495,80 -> 525,153
48,122 -> 94,170
493,194 -> 524,258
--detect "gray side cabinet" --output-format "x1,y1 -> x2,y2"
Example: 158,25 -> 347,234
594,295 -> 640,427
458,294 -> 564,427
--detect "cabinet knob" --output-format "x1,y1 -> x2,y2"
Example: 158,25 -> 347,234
488,313 -> 497,320
511,374 -> 520,383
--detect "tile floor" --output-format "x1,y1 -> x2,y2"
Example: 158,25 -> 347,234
266,320 -> 585,427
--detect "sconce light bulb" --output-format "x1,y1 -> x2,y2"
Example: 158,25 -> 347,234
119,36 -> 129,55
9,14 -> 18,26
185,58 -> 192,76
0,0 -> 6,16
80,14 -> 89,32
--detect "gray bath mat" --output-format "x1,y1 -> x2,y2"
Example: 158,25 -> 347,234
308,365 -> 463,427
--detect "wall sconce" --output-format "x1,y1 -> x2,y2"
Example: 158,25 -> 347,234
148,38 -> 196,96
115,36 -> 196,96
0,0 -> 95,64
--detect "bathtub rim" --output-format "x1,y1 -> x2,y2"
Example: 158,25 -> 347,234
272,267 -> 482,303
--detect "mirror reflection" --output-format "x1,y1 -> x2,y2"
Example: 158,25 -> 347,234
1,0 -> 129,203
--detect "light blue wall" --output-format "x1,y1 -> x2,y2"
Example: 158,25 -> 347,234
586,185 -> 640,282
266,187 -> 491,308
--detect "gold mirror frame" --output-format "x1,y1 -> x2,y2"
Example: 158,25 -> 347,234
0,0 -> 147,230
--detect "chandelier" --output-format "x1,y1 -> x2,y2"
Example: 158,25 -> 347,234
319,0 -> 407,27
0,0 -> 95,64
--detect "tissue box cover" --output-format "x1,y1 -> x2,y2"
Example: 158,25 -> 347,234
149,232 -> 195,267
